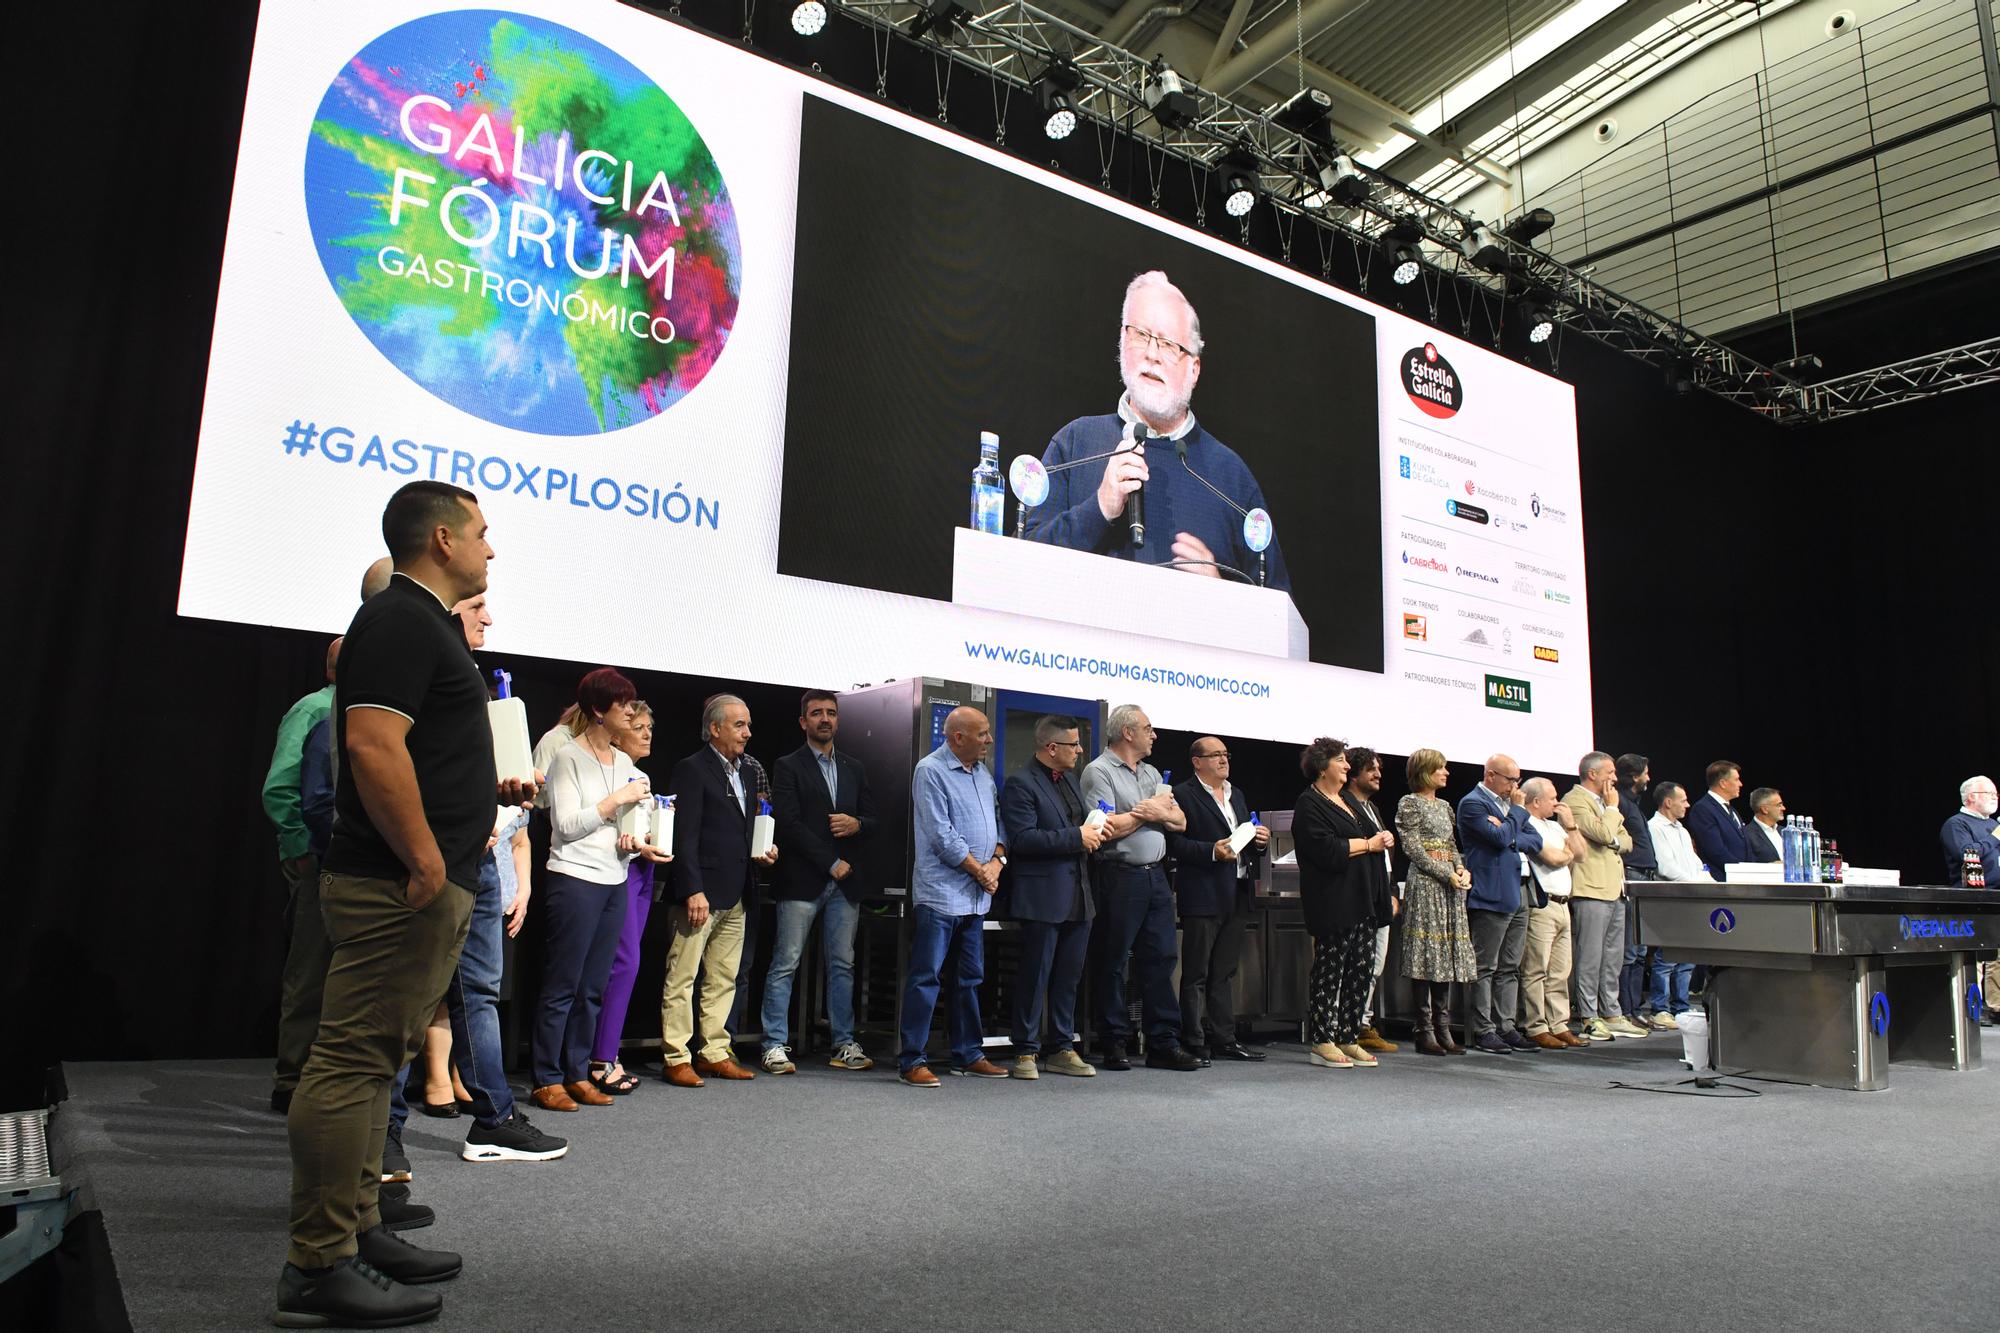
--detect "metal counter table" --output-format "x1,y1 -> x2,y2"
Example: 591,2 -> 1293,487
1630,880 -> 2000,1090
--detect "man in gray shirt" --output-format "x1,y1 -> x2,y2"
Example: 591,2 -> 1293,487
1081,704 -> 1200,1071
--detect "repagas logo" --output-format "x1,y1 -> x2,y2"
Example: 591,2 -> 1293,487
1402,343 -> 1462,419
303,11 -> 743,435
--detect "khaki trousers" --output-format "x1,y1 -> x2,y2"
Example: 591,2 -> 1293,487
1521,901 -> 1574,1035
274,854 -> 330,1092
659,902 -> 746,1066
287,872 -> 472,1269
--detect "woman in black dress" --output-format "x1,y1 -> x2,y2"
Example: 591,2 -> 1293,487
1292,738 -> 1398,1068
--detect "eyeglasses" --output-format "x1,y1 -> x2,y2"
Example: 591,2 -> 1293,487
1122,324 -> 1196,364
1047,740 -> 1085,750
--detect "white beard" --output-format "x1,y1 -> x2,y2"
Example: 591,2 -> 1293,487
1124,370 -> 1190,426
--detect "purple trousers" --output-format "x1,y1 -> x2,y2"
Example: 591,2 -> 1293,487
590,859 -> 655,1064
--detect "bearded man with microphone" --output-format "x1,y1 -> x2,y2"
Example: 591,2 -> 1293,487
1021,271 -> 1291,591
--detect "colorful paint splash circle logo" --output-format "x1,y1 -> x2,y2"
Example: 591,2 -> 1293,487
304,11 -> 742,435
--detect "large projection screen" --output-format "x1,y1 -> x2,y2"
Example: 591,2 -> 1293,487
177,1 -> 1592,771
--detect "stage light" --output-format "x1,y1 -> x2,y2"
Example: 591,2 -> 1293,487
909,0 -> 970,43
1299,155 -> 1366,211
1521,299 -> 1555,343
1143,57 -> 1198,130
1220,143 -> 1261,217
1502,207 -> 1556,244
791,1 -> 827,36
1035,60 -> 1082,141
1461,221 -> 1508,273
1271,87 -> 1336,150
1382,217 -> 1425,284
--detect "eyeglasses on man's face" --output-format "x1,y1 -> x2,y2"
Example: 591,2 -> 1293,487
1046,740 -> 1085,751
1122,324 -> 1196,364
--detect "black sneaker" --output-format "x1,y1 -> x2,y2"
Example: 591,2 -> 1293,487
274,1255 -> 442,1328
381,1127 -> 412,1183
378,1183 -> 433,1232
355,1224 -> 462,1285
461,1112 -> 569,1163
1145,1046 -> 1202,1071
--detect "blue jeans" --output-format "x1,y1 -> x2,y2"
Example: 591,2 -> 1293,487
1646,954 -> 1694,1015
760,884 -> 859,1051
445,860 -> 513,1126
899,907 -> 985,1072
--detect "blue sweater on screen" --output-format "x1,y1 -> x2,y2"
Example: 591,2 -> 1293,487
1022,412 -> 1291,591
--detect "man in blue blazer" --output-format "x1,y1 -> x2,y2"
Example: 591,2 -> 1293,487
1684,760 -> 1749,881
998,716 -> 1103,1079
1167,738 -> 1269,1062
760,690 -> 880,1075
1456,755 -> 1543,1054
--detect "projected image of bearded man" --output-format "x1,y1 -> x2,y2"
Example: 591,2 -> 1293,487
1023,270 -> 1289,592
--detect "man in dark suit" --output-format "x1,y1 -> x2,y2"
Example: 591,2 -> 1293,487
660,694 -> 779,1087
1168,736 -> 1270,1062
998,715 -> 1104,1080
1743,787 -> 1786,862
1685,760 -> 1750,881
759,690 -> 879,1075
1456,754 -> 1543,1054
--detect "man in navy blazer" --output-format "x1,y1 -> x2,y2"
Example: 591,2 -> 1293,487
1684,760 -> 1749,881
1456,755 -> 1543,1054
660,695 -> 778,1087
1742,787 -> 1787,863
759,690 -> 880,1075
1167,737 -> 1269,1062
997,716 -> 1103,1079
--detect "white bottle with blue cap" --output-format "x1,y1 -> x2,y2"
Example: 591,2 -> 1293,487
488,669 -> 534,785
751,796 -> 777,859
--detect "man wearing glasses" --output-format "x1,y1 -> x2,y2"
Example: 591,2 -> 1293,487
1022,270 -> 1291,592
997,716 -> 1105,1079
1455,754 -> 1543,1054
1167,737 -> 1271,1062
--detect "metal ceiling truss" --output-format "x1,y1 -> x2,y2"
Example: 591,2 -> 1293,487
1807,338 -> 2000,420
799,1 -> 1971,423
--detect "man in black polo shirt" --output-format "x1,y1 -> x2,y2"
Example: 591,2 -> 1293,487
277,481 -> 536,1328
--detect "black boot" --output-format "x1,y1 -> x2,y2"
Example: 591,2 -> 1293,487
1413,983 -> 1446,1056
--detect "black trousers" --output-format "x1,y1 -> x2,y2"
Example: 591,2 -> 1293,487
1178,904 -> 1247,1049
1307,925 -> 1375,1045
1091,865 -> 1181,1047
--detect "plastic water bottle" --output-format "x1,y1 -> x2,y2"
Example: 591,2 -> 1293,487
970,431 -> 1003,534
1781,816 -> 1801,882
1805,817 -> 1821,881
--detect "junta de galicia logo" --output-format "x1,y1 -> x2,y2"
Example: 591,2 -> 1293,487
304,11 -> 743,435
1402,344 -> 1462,419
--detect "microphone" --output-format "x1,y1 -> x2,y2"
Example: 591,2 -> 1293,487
1175,439 -> 1275,586
1008,429 -> 1149,539
1125,420 -> 1146,550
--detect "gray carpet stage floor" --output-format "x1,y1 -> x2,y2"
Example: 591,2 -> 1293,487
62,1037 -> 1996,1332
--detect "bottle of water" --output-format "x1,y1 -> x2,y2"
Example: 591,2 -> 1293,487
1805,817 -> 1821,881
1782,816 -> 1802,882
970,430 -> 1003,535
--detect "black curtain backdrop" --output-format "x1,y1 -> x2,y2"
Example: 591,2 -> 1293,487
6,4 -> 1995,1066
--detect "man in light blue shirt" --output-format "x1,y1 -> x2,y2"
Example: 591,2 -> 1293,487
899,707 -> 1009,1086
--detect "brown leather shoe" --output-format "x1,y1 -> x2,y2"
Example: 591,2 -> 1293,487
530,1083 -> 578,1112
564,1079 -> 614,1106
1557,1030 -> 1588,1048
662,1062 -> 705,1088
1357,1027 -> 1399,1053
693,1057 -> 756,1080
952,1057 -> 1010,1078
898,1065 -> 940,1087
1531,1032 -> 1568,1050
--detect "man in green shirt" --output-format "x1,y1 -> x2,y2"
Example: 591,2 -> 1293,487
263,637 -> 340,1113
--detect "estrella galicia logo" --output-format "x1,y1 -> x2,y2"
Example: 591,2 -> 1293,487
1446,499 -> 1490,525
1869,991 -> 1891,1037
1708,907 -> 1736,934
1402,343 -> 1462,419
1898,915 -> 1976,940
303,10 -> 744,434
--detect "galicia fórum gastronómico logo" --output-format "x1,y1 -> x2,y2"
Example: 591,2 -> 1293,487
303,11 -> 742,435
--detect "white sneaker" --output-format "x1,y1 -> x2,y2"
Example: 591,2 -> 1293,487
827,1042 -> 874,1071
761,1046 -> 796,1075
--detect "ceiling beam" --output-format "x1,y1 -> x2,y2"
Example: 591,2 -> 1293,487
1205,0 -> 1369,97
